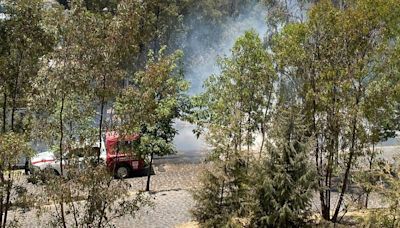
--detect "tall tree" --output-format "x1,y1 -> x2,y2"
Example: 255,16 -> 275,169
191,30 -> 276,226
0,1 -> 52,225
115,47 -> 189,191
30,1 -> 151,226
272,0 -> 400,221
0,0 -> 53,133
251,105 -> 316,227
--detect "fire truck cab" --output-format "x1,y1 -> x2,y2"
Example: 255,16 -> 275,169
105,132 -> 145,178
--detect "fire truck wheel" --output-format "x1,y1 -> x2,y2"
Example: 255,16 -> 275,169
116,165 -> 131,179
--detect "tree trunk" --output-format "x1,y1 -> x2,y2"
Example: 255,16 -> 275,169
365,143 -> 375,209
219,180 -> 225,209
332,103 -> 359,222
2,93 -> 6,133
11,73 -> 19,132
98,72 -> 107,163
98,95 -> 105,163
259,89 -> 273,158
145,152 -> 154,191
2,165 -> 12,228
59,96 -> 67,228
0,172 -> 4,228
0,175 -> 4,228
311,71 -> 329,219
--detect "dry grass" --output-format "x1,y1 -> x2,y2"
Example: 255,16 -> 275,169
175,221 -> 199,228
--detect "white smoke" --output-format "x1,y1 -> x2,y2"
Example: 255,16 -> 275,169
183,2 -> 268,95
173,2 -> 268,158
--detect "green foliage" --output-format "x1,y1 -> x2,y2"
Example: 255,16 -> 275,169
251,107 -> 316,227
192,153 -> 251,228
192,30 -> 275,150
2,0 -> 400,226
272,0 -> 400,221
0,132 -> 33,170
27,1 -> 154,226
190,28 -> 313,228
0,1 -> 54,225
0,0 -> 54,133
363,157 -> 400,227
115,48 -> 188,157
115,48 -> 188,191
0,132 -> 33,227
191,31 -> 280,227
36,163 -> 151,227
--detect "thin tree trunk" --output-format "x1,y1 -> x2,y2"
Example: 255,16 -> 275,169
365,143 -> 374,209
98,73 -> 106,163
2,165 -> 12,228
98,95 -> 105,163
11,51 -> 23,132
11,73 -> 19,132
2,93 -> 6,133
71,201 -> 79,228
98,197 -> 109,228
145,152 -> 154,191
59,96 -> 65,175
220,148 -> 230,209
332,100 -> 359,222
311,71 -> 329,219
59,95 -> 67,228
219,180 -> 225,208
0,173 -> 3,228
259,89 -> 273,158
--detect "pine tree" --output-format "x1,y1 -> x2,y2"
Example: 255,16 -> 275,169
251,105 -> 316,227
192,149 -> 251,227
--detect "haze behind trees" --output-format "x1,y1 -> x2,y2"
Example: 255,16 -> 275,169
1,0 -> 400,227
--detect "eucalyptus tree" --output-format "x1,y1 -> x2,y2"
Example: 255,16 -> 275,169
0,0 -> 53,133
29,1 -> 98,226
0,1 -> 52,226
272,0 -> 400,222
128,0 -> 186,70
30,1 -> 151,226
83,0 -> 141,163
192,30 -> 276,155
191,30 -> 276,226
115,47 -> 189,191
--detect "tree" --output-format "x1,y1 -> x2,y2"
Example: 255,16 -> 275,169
0,1 -> 52,226
0,132 -> 33,228
115,47 -> 189,191
0,0 -> 53,134
191,30 -> 276,156
250,105 -> 316,227
272,0 -> 400,222
191,30 -> 276,226
29,1 -> 151,227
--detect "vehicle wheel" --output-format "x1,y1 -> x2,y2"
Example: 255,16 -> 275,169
50,168 -> 60,176
116,165 -> 131,179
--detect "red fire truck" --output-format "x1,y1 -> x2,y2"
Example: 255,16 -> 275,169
105,132 -> 145,178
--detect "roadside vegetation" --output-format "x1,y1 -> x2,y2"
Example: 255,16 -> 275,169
1,0 -> 400,227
